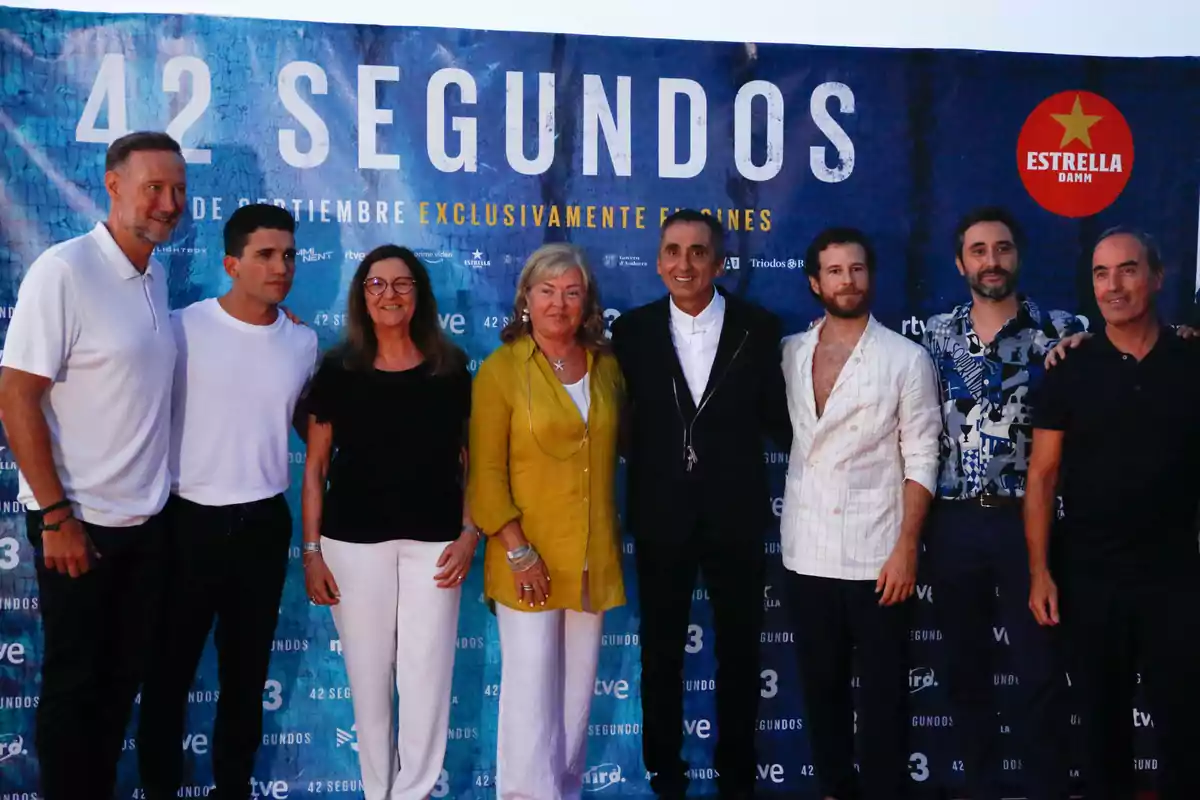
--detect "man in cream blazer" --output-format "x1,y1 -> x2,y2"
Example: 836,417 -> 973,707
779,228 -> 940,800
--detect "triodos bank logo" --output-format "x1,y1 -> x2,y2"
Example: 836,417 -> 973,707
1017,90 -> 1134,218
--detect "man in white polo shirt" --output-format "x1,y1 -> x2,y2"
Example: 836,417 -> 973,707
136,204 -> 317,800
0,131 -> 186,800
779,227 -> 940,800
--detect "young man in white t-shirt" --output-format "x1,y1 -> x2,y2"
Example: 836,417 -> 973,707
135,204 -> 317,800
0,131 -> 187,800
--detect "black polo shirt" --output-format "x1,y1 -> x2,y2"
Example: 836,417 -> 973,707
1031,327 -> 1200,577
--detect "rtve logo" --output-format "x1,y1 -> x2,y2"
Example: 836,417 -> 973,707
182,733 -> 209,754
756,764 -> 785,784
249,778 -> 289,799
0,641 -> 27,665
594,679 -> 630,700
683,718 -> 712,739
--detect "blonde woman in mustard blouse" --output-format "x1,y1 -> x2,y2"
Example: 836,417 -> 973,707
468,243 -> 625,800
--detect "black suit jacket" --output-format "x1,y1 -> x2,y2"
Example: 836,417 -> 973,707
611,289 -> 791,545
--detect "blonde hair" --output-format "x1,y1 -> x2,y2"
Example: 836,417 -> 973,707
499,243 -> 609,351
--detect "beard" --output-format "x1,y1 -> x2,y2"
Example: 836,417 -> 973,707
819,289 -> 871,319
967,267 -> 1018,300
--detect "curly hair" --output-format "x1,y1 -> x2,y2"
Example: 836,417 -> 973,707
499,243 -> 610,351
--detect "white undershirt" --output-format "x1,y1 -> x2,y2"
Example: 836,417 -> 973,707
668,290 -> 725,405
169,298 -> 318,506
563,374 -> 590,422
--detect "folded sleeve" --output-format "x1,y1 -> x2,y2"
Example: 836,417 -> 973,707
898,347 -> 942,496
467,355 -> 521,535
0,256 -> 79,380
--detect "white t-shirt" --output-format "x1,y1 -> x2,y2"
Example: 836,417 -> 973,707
563,374 -> 590,422
0,223 -> 176,527
169,298 -> 318,506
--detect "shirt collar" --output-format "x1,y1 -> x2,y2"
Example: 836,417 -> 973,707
952,295 -> 1040,333
669,288 -> 724,335
1097,323 -> 1180,358
802,313 -> 880,353
91,222 -> 155,280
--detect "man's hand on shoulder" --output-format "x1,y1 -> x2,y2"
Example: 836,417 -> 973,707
280,305 -> 306,327
1044,332 -> 1092,369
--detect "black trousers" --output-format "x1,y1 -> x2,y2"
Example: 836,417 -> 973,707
924,501 -> 1069,800
785,573 -> 911,800
1059,561 -> 1200,800
137,494 -> 291,800
635,526 -> 765,797
25,509 -> 166,800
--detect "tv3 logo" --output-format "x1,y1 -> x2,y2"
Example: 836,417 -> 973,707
0,536 -> 20,571
430,769 -> 451,798
909,752 -> 931,782
262,679 -> 283,711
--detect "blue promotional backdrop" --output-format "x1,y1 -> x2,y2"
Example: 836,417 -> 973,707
2,6 -> 1200,798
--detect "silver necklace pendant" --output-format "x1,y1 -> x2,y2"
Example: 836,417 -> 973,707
552,358 -> 566,372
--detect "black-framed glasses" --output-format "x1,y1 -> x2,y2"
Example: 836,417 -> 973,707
364,277 -> 416,296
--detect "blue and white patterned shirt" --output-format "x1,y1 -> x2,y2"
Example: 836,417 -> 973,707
922,298 -> 1083,499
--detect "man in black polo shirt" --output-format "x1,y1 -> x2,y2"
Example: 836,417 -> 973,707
1025,227 -> 1200,800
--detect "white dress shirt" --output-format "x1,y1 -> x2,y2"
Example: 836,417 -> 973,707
779,315 -> 941,581
668,290 -> 725,405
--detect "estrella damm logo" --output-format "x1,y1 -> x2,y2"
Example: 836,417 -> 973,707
1017,90 -> 1133,218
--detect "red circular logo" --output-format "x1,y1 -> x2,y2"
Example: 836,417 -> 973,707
1017,90 -> 1134,218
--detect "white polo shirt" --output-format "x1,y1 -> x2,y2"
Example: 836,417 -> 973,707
169,298 -> 318,507
1,223 -> 176,527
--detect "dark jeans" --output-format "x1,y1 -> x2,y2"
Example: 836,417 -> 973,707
924,501 -> 1069,800
635,525 -> 765,798
25,509 -> 166,800
1059,559 -> 1200,800
137,494 -> 292,800
785,573 -> 911,800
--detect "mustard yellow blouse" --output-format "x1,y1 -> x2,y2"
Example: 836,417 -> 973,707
467,336 -> 626,613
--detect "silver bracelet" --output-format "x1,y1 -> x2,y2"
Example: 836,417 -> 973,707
505,544 -> 540,572
302,542 -> 321,554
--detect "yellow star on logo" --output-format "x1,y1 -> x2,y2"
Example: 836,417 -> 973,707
1051,94 -> 1104,150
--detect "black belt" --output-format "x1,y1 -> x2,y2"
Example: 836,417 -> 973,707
947,494 -> 1023,510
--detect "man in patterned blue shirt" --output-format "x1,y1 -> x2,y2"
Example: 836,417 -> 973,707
921,206 -> 1080,800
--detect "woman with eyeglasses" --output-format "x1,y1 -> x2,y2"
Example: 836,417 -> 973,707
468,243 -> 626,799
299,245 -> 476,800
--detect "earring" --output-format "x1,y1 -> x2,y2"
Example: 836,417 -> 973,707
521,308 -> 530,324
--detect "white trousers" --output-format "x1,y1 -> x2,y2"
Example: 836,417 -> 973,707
322,537 -> 461,800
496,596 -> 604,800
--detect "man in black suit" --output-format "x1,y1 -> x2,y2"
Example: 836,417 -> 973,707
611,209 -> 791,800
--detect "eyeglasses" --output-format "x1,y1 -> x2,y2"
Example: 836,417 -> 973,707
364,277 -> 416,296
